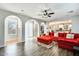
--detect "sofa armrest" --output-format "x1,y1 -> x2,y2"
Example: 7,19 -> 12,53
77,38 -> 79,42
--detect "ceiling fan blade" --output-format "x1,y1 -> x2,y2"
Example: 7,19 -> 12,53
49,12 -> 54,14
48,15 -> 51,17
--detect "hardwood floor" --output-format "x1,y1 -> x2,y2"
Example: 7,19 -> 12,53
0,38 -> 74,56
5,37 -> 21,45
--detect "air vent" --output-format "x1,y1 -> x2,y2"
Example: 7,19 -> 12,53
68,10 -> 74,13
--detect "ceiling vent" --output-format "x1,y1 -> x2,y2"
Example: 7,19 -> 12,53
68,10 -> 74,13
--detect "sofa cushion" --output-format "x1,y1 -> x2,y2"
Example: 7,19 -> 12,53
64,33 -> 67,38
49,32 -> 54,36
74,33 -> 79,39
37,35 -> 53,45
58,32 -> 64,37
66,34 -> 74,39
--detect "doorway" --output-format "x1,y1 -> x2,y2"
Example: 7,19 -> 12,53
4,15 -> 22,46
25,20 -> 39,41
40,22 -> 46,34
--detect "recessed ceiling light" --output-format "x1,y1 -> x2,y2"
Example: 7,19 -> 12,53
21,9 -> 24,12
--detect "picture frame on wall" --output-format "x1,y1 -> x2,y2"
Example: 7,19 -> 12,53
8,20 -> 17,35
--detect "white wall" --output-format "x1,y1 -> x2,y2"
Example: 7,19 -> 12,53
71,16 -> 79,33
48,15 -> 79,33
0,9 -> 45,48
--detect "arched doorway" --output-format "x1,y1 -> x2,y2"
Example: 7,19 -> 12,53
25,20 -> 39,41
40,22 -> 47,34
4,15 -> 22,46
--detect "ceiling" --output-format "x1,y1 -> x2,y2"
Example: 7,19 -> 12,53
0,3 -> 79,21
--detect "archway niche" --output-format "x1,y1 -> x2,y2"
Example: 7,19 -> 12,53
5,15 -> 22,45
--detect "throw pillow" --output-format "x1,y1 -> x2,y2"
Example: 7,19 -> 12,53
54,32 -> 58,37
66,34 -> 74,39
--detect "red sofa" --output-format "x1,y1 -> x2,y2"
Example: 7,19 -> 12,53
37,32 -> 54,45
37,32 -> 79,50
57,32 -> 79,51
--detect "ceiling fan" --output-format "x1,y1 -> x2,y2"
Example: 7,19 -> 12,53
39,8 -> 55,18
43,9 -> 54,17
